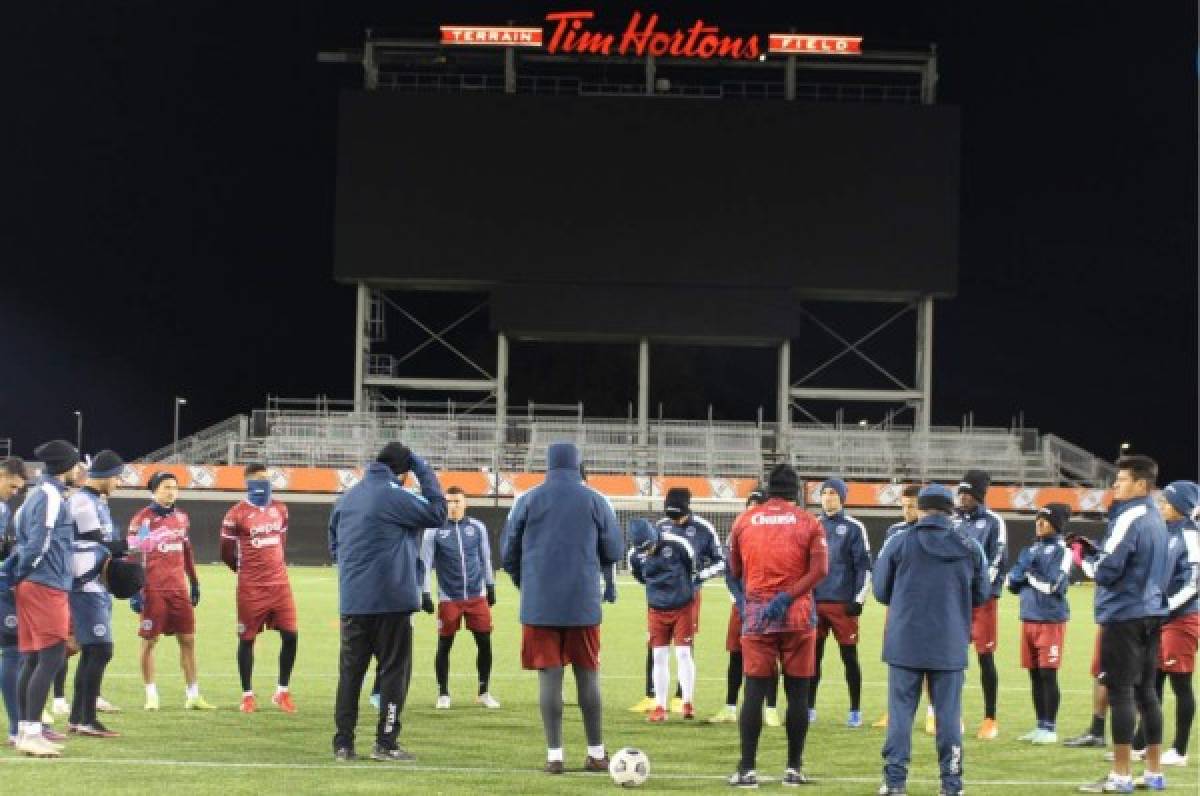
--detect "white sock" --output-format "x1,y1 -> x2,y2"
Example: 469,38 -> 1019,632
145,684 -> 158,699
17,720 -> 29,738
587,744 -> 606,759
652,647 -> 671,709
275,685 -> 288,695
675,645 -> 696,703
29,721 -> 42,736
547,747 -> 563,762
186,683 -> 200,699
53,697 -> 67,708
243,690 -> 254,698
727,704 -> 738,711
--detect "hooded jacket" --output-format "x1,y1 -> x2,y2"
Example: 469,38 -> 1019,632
874,512 -> 990,670
501,443 -> 623,627
1164,517 -> 1199,618
1083,496 -> 1170,624
1007,535 -> 1071,623
630,530 -> 696,611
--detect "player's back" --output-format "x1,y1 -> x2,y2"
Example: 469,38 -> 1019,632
733,499 -> 823,599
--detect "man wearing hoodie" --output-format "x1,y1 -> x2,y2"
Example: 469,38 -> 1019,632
501,442 -> 623,775
328,442 -> 446,763
873,484 -> 990,796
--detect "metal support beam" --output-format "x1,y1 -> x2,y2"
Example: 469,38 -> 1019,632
503,44 -> 516,94
915,296 -> 934,431
777,340 -> 791,451
496,333 -> 509,444
637,338 -> 650,445
784,55 -> 796,100
353,282 -> 369,411
921,45 -> 938,104
645,54 -> 655,95
363,377 -> 497,392
789,387 -> 924,403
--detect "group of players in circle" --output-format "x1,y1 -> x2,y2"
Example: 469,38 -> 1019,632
0,438 -> 1196,795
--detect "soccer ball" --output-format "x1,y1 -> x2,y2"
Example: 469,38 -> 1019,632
608,747 -> 650,787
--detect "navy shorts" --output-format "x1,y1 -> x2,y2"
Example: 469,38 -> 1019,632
70,591 -> 113,646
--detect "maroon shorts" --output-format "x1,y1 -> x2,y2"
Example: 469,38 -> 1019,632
1090,628 -> 1103,678
648,606 -> 694,648
140,590 -> 195,639
971,598 -> 999,652
741,631 -> 816,678
15,581 -> 69,653
1020,621 -> 1066,670
1159,614 -> 1199,674
726,604 -> 742,653
816,601 -> 861,645
438,596 -> 493,638
238,585 -> 298,641
521,624 -> 600,671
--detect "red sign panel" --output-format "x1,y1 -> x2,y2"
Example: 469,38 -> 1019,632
767,34 -> 863,55
439,26 -> 544,47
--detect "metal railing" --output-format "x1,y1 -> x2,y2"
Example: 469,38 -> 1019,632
139,415 -> 248,464
1042,435 -> 1117,488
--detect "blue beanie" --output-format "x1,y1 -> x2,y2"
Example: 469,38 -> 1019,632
629,518 -> 658,550
88,449 -> 125,479
820,478 -> 848,504
917,484 -> 955,512
1162,481 -> 1199,518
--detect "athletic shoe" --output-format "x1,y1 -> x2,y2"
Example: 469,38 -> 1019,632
729,769 -> 759,788
1078,773 -> 1134,793
976,718 -> 998,740
924,712 -> 937,735
873,712 -> 889,728
76,722 -> 120,738
52,698 -> 70,717
95,696 -> 121,713
583,754 -> 610,772
66,723 -> 81,734
1132,772 -> 1166,791
670,697 -> 684,714
848,710 -> 863,728
1017,728 -> 1041,742
543,760 -> 565,775
1159,748 -> 1187,767
628,696 -> 657,713
1104,750 -> 1145,762
1032,730 -> 1058,745
185,695 -> 216,710
808,708 -> 817,724
476,693 -> 500,709
370,744 -> 415,762
708,705 -> 738,723
1064,731 -> 1107,748
16,734 -> 61,758
938,789 -> 964,796
144,693 -> 160,711
41,709 -> 55,725
764,707 -> 782,728
435,695 -> 451,710
782,768 -> 811,786
272,692 -> 297,714
240,695 -> 257,713
876,783 -> 907,795
334,747 -> 356,762
647,706 -> 668,723
369,693 -> 380,709
682,702 -> 695,720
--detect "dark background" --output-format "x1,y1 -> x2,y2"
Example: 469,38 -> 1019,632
3,1 -> 1196,480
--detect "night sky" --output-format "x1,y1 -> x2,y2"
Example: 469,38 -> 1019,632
4,1 -> 1196,479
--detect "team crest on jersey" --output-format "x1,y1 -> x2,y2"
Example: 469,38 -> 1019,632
93,624 -> 107,637
3,615 -> 15,629
439,529 -> 451,539
975,519 -> 986,530
465,527 -> 476,537
836,524 -> 847,535
684,528 -> 695,536
141,619 -> 153,631
663,547 -> 674,558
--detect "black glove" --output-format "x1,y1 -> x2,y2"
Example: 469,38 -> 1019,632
130,591 -> 144,614
190,580 -> 201,607
102,538 -> 129,558
421,592 -> 435,614
845,600 -> 864,617
485,584 -> 496,606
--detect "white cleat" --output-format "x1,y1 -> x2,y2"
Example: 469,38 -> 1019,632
476,693 -> 501,709
96,696 -> 121,713
1160,748 -> 1187,767
16,733 -> 62,758
435,695 -> 451,710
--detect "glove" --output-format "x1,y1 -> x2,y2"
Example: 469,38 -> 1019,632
763,592 -> 793,622
421,592 -> 435,614
137,520 -> 151,542
189,580 -> 201,607
102,538 -> 129,558
845,600 -> 864,618
1068,534 -> 1099,556
485,584 -> 496,606
1007,578 -> 1023,596
130,591 -> 144,614
603,579 -> 617,604
692,575 -> 704,589
734,593 -> 746,620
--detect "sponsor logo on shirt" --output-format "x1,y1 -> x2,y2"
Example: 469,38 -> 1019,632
3,615 -> 15,628
250,537 -> 281,549
157,542 -> 184,554
751,513 -> 798,525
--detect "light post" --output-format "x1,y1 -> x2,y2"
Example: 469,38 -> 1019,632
173,397 -> 188,463
73,410 -> 83,452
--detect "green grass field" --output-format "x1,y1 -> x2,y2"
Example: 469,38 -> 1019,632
0,567 -> 1196,794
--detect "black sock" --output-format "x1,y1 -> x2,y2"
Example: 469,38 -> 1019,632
644,648 -> 654,698
1090,712 -> 1105,738
978,652 -> 998,719
1039,668 -> 1060,727
1168,671 -> 1195,755
839,644 -> 862,712
738,677 -> 770,771
809,635 -> 827,709
77,644 -> 112,726
53,658 -> 67,701
237,639 -> 255,693
23,643 -> 66,727
1029,668 -> 1045,724
435,635 -> 455,697
17,651 -> 35,721
783,675 -> 812,770
767,673 -> 779,709
278,631 -> 298,688
726,652 -> 743,706
472,631 -> 492,695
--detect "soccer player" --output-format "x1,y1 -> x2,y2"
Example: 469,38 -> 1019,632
12,440 -> 83,757
873,484 -> 922,730
0,457 -> 30,745
65,450 -> 129,736
873,484 -> 990,796
727,463 -> 828,788
1007,502 -> 1072,744
810,477 -> 871,728
419,486 -> 500,710
220,464 -> 298,714
628,519 -> 697,722
501,442 -> 623,775
1075,454 -> 1171,793
127,471 -> 213,711
955,469 -> 1007,740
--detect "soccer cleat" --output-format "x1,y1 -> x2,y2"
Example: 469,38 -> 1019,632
873,712 -> 889,728
240,695 -> 257,713
1032,729 -> 1058,745
334,747 -> 356,762
1104,750 -> 1145,762
272,692 -> 297,714
782,768 -> 812,786
1078,773 -> 1134,793
1017,728 -> 1041,742
41,709 -> 55,725
42,728 -> 66,744
52,698 -> 70,717
435,695 -> 451,710
848,709 -> 863,728
583,754 -> 610,772
543,760 -> 565,774
1064,731 -> 1107,748
708,705 -> 738,723
808,708 -> 817,724
938,790 -> 964,796
669,697 -> 684,714
924,712 -> 937,735
647,705 -> 668,723
877,783 -> 907,795
95,696 -> 121,713
184,695 -> 217,711
763,706 -> 782,728
1159,748 -> 1187,767
476,693 -> 500,709
1133,772 -> 1166,791
370,744 -> 415,762
76,722 -> 120,738
143,693 -> 160,711
66,723 -> 81,734
976,718 -> 998,740
682,702 -> 695,720
628,695 -> 657,713
729,769 -> 759,788
16,733 -> 62,758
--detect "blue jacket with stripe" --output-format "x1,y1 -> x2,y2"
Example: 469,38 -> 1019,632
1083,496 -> 1170,624
957,504 -> 1008,599
14,476 -> 74,591
1007,535 -> 1071,622
421,516 -> 494,602
629,531 -> 696,611
813,510 -> 872,605
653,514 -> 724,585
1164,518 -> 1200,618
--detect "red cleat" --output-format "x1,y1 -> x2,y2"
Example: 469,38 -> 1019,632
239,695 -> 257,713
682,702 -> 695,720
647,706 -> 668,723
272,692 -> 296,714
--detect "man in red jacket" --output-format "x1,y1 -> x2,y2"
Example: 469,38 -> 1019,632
727,463 -> 828,788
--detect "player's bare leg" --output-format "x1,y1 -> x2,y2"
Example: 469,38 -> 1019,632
140,638 -> 159,710
179,634 -> 214,709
